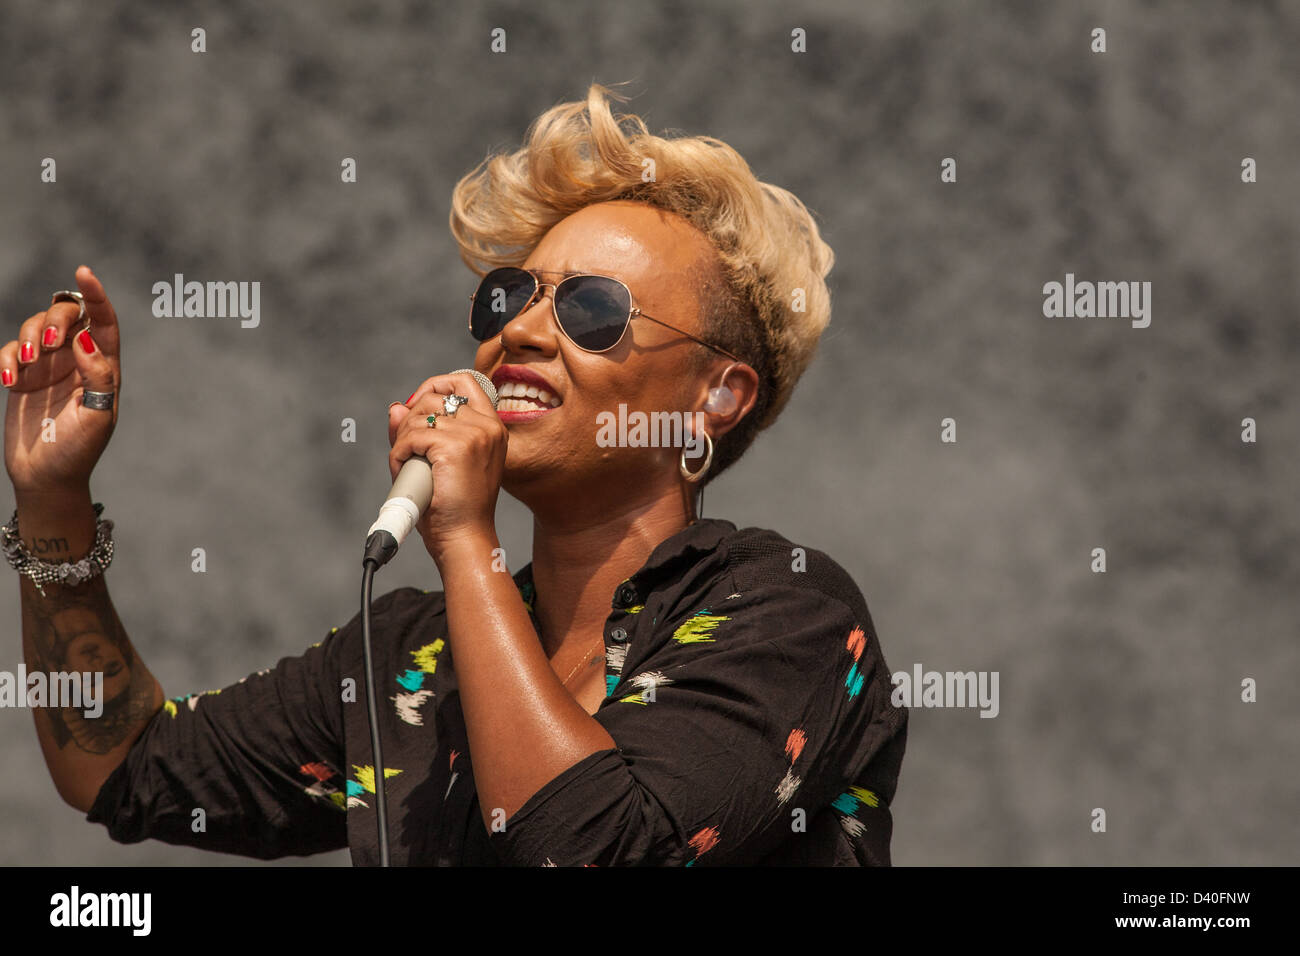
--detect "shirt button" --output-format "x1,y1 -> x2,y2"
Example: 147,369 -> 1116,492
610,627 -> 628,643
614,583 -> 638,607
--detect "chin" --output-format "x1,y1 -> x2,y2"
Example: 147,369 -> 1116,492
501,459 -> 571,498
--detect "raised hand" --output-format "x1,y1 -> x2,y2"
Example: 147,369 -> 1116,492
3,266 -> 122,496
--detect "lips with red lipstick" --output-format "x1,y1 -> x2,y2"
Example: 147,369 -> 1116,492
492,365 -> 562,419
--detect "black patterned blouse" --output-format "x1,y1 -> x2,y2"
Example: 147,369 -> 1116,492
88,518 -> 908,865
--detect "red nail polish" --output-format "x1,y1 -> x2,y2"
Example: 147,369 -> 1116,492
77,329 -> 95,353
1,369 -> 12,386
406,391 -> 416,404
19,342 -> 33,362
42,327 -> 57,347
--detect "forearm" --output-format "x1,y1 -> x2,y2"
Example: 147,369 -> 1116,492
437,528 -> 615,828
15,489 -> 164,812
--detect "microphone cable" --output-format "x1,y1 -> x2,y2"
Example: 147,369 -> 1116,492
357,556 -> 390,866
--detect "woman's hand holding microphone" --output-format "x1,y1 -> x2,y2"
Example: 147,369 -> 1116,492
386,372 -> 508,567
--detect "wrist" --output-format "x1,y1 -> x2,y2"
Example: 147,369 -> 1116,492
3,500 -> 113,595
14,484 -> 93,508
12,488 -> 98,557
429,524 -> 499,569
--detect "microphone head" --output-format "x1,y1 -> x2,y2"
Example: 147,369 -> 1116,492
450,368 -> 499,410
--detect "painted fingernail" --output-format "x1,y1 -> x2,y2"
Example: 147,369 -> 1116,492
19,342 -> 33,363
406,391 -> 416,404
42,327 -> 58,347
77,329 -> 95,353
1,369 -> 13,387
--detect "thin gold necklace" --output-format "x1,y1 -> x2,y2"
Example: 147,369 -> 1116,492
559,636 -> 605,688
534,595 -> 604,689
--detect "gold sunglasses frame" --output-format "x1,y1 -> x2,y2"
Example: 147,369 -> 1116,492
468,267 -> 744,362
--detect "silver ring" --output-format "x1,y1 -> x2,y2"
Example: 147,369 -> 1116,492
51,291 -> 87,327
442,394 -> 469,416
82,390 -> 114,411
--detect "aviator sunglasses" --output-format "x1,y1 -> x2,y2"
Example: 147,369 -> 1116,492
468,267 -> 743,360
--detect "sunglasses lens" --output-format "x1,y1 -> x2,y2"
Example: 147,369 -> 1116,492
555,276 -> 631,351
471,268 -> 536,340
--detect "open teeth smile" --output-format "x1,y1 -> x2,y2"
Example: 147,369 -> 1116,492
497,380 -> 561,411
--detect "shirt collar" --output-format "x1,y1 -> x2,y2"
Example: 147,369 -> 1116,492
513,517 -> 736,609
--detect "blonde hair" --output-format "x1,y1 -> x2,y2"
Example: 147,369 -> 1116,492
449,83 -> 835,484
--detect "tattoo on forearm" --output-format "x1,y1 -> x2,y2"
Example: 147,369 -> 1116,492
22,575 -> 157,755
31,536 -> 70,555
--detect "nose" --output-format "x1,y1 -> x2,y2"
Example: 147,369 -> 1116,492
500,283 -> 560,353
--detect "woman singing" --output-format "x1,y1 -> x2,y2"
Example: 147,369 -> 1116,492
4,84 -> 906,866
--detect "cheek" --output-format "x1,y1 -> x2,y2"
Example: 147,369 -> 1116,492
618,377 -> 682,414
474,342 -> 497,373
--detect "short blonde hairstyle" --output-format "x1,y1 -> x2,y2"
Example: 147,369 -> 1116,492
449,83 -> 835,484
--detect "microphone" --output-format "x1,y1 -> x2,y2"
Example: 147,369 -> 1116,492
362,368 -> 499,569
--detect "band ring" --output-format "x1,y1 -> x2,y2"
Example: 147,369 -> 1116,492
82,390 -> 114,411
442,394 -> 469,416
51,291 -> 87,328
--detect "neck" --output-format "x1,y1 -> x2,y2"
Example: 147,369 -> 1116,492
528,494 -> 696,658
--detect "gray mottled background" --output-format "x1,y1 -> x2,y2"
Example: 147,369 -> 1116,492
0,0 -> 1296,866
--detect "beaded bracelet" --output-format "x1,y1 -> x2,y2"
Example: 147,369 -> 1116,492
1,502 -> 115,598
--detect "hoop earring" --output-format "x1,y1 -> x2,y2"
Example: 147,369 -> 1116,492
679,432 -> 713,483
